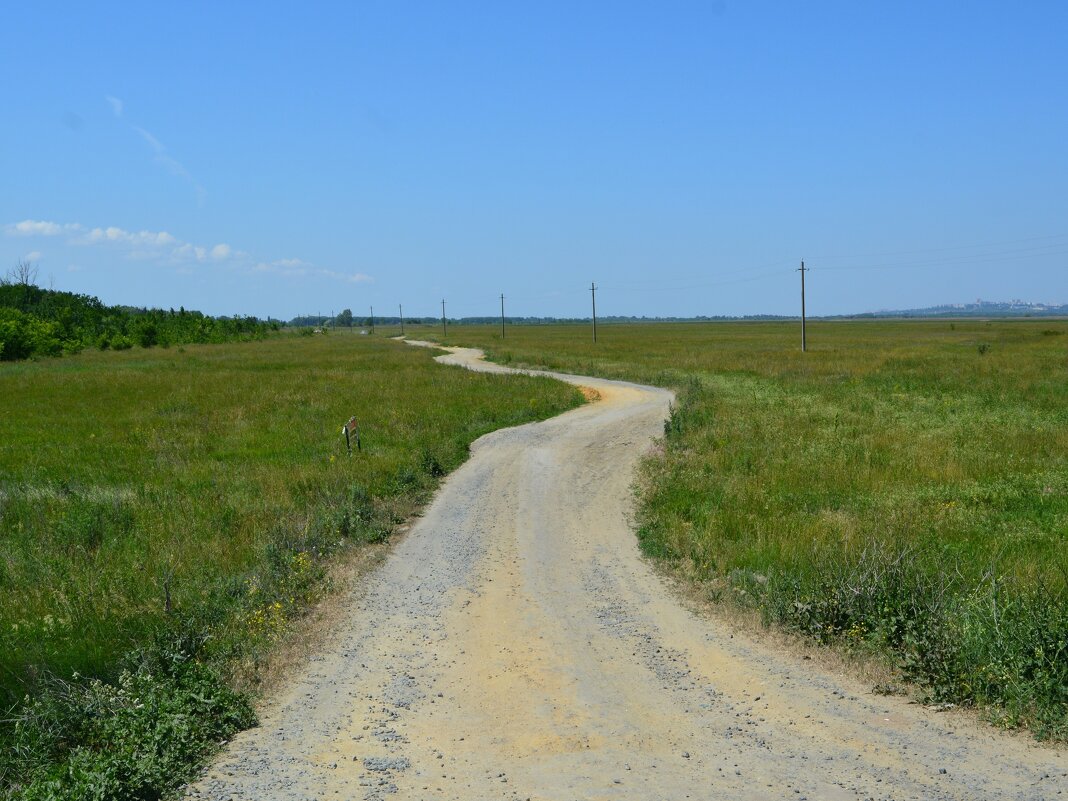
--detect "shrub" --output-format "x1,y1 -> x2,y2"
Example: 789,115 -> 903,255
5,637 -> 255,800
0,308 -> 63,361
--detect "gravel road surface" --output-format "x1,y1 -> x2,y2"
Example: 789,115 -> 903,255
186,344 -> 1064,800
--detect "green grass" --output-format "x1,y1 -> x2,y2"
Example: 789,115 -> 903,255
438,320 -> 1068,739
0,328 -> 582,797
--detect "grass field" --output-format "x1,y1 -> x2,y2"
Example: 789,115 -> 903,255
0,328 -> 582,797
437,319 -> 1068,739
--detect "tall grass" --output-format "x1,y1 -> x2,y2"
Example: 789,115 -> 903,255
0,328 -> 582,796
441,320 -> 1068,739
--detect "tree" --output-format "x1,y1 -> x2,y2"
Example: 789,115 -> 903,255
336,308 -> 353,328
7,259 -> 39,287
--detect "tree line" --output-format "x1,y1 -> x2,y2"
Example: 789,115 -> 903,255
0,262 -> 278,361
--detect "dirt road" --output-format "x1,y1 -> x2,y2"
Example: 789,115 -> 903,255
187,345 -> 1064,800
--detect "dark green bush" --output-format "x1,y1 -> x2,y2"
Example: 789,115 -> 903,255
0,308 -> 63,361
4,639 -> 255,801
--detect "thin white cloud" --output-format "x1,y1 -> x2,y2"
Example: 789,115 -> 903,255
135,126 -> 193,181
67,264 -> 82,272
321,269 -> 374,284
5,220 -> 82,237
272,257 -> 309,268
102,102 -> 205,203
133,126 -> 206,201
4,218 -> 369,284
85,226 -> 176,247
173,243 -> 208,261
24,250 -> 42,261
135,126 -> 164,154
252,259 -> 374,284
9,219 -> 194,261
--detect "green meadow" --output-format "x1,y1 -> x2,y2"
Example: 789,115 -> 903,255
0,329 -> 581,797
440,319 -> 1068,739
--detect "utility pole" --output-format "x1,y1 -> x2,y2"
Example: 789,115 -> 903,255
590,282 -> 598,343
798,259 -> 808,352
500,293 -> 505,339
370,305 -> 374,334
441,299 -> 447,338
399,304 -> 404,335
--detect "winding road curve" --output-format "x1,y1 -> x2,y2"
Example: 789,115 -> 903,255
187,345 -> 1064,801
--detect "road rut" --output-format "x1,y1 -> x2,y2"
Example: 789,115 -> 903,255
187,345 -> 1064,800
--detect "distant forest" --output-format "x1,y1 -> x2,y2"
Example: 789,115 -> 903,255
0,263 -> 277,361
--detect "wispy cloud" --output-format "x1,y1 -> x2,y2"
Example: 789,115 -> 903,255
253,259 -> 373,284
24,250 -> 42,261
103,95 -> 204,202
9,219 -> 210,263
5,220 -> 81,236
272,257 -> 308,269
133,126 -> 206,201
321,269 -> 374,284
84,226 -> 176,247
172,243 -> 207,261
4,219 -> 373,286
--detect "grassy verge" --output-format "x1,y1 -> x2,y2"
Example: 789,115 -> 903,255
437,320 -> 1068,740
0,328 -> 582,798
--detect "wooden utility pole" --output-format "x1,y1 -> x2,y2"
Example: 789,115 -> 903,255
441,299 -> 447,338
370,305 -> 374,334
798,259 -> 808,352
500,293 -> 506,339
591,282 -> 598,343
399,304 -> 404,335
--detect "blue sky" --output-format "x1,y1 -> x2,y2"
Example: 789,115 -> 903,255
3,1 -> 1066,319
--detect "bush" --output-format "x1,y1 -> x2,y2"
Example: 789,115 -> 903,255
0,308 -> 64,361
5,638 -> 255,800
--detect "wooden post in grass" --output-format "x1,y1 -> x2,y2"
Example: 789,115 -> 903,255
370,305 -> 374,334
798,259 -> 808,352
591,282 -> 598,343
342,416 -> 360,455
500,293 -> 505,339
399,304 -> 404,335
442,299 -> 447,338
